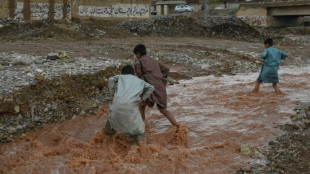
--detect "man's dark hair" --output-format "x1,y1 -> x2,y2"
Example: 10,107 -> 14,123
264,38 -> 273,46
133,44 -> 147,56
121,65 -> 134,75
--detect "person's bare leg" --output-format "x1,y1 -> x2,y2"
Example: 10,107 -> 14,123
160,109 -> 179,127
139,102 -> 147,121
252,81 -> 261,93
136,134 -> 144,146
137,140 -> 144,146
272,83 -> 282,94
253,81 -> 260,92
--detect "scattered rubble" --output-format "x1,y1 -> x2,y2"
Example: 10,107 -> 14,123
116,19 -> 152,36
238,103 -> 310,173
0,66 -> 123,143
0,20 -> 107,40
0,52 -> 134,143
117,16 -> 267,42
0,52 -> 131,96
1,16 -> 268,42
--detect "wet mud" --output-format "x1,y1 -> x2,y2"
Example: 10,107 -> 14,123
1,66 -> 309,173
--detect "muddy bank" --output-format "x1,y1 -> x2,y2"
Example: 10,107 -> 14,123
236,102 -> 310,174
261,103 -> 310,173
0,66 -> 122,143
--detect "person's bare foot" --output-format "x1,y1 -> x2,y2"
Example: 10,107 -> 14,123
275,89 -> 283,95
251,89 -> 258,93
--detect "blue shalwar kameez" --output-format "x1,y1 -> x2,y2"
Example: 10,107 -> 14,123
257,47 -> 288,84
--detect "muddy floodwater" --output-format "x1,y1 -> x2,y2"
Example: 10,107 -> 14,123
1,65 -> 309,174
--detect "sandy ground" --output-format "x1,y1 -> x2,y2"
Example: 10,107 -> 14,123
0,36 -> 310,173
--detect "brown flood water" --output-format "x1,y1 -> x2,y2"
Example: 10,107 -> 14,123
1,66 -> 310,174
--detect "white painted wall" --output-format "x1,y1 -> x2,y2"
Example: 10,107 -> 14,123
78,6 -> 112,17
14,2 -> 71,20
78,4 -> 149,18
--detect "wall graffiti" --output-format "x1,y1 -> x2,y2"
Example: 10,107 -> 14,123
112,4 -> 149,17
14,2 -> 71,20
78,4 -> 149,18
78,6 -> 112,17
238,16 -> 266,26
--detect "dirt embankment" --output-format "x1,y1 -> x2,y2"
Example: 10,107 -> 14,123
262,103 -> 310,174
236,103 -> 310,174
0,67 -> 121,143
0,16 -> 268,42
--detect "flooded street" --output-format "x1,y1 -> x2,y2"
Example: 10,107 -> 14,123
1,65 -> 309,174
1,1 -> 310,173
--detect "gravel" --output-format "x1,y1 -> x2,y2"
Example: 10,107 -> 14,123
236,103 -> 310,174
0,52 -> 134,143
0,52 -> 131,98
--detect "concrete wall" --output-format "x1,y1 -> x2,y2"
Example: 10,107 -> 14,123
235,4 -> 267,26
75,0 -> 151,19
235,5 -> 267,16
1,0 -> 151,20
267,15 -> 305,27
0,1 -> 9,18
235,3 -> 310,27
214,3 -> 240,10
14,0 -> 70,20
189,3 -> 202,12
155,3 -> 201,15
268,5 -> 310,16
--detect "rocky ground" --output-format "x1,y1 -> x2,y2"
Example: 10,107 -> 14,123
235,103 -> 310,174
0,12 -> 310,173
0,52 -> 132,143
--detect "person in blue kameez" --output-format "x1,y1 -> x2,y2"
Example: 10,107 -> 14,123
253,38 -> 288,94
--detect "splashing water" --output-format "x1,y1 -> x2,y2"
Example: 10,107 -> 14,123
0,66 -> 310,173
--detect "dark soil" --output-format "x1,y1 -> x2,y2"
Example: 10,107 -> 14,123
1,16 -> 268,42
0,66 -> 122,143
261,105 -> 310,174
236,104 -> 310,174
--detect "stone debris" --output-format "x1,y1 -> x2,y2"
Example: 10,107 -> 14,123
47,53 -> 59,60
58,50 -> 70,59
240,144 -> 252,155
14,106 -> 20,113
247,102 -> 310,173
34,75 -> 45,81
0,52 -> 133,143
116,19 -> 152,36
0,52 -> 131,97
0,20 -> 106,40
117,16 -> 267,42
